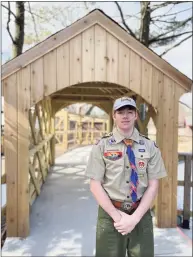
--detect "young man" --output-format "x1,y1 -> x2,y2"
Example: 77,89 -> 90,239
85,96 -> 167,257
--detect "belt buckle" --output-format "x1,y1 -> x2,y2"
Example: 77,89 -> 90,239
122,202 -> 131,211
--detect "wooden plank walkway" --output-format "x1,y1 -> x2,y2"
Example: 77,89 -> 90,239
2,146 -> 192,256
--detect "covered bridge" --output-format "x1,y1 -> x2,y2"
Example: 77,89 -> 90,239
2,9 -> 192,237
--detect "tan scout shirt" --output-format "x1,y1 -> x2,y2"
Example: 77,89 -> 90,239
85,127 -> 167,203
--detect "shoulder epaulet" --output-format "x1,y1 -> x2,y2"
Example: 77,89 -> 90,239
102,132 -> 113,138
139,133 -> 150,140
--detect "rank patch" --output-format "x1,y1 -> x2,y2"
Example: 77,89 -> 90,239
138,160 -> 145,170
104,151 -> 122,161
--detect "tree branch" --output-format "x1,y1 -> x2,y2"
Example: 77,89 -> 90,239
115,1 -> 136,38
160,34 -> 192,57
2,3 -> 17,19
149,17 -> 192,43
150,31 -> 192,44
151,19 -> 179,24
6,2 -> 16,44
151,1 -> 188,12
151,7 -> 192,19
27,2 -> 39,42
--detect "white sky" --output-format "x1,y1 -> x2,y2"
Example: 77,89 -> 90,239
1,1 -> 192,107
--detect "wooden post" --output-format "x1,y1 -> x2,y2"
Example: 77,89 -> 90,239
182,155 -> 192,229
17,69 -> 30,237
75,121 -> 78,145
50,111 -> 55,166
4,74 -> 18,236
106,120 -> 110,133
108,114 -> 113,132
85,121 -> 89,145
155,77 -> 180,228
4,69 -> 30,237
77,116 -> 82,145
63,110 -> 68,151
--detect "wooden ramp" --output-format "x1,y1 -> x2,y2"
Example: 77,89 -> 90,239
2,146 -> 192,256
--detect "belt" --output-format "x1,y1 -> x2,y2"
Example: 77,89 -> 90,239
112,199 -> 141,213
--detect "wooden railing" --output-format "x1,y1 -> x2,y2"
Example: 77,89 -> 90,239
55,110 -> 109,154
178,152 -> 192,229
1,108 -> 109,245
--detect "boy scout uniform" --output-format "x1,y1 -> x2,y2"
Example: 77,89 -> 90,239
85,97 -> 167,257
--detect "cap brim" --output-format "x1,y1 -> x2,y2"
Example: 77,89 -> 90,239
114,103 -> 138,111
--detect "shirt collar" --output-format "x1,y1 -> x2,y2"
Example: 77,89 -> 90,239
112,127 -> 140,144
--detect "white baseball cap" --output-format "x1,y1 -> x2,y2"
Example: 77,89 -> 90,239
113,97 -> 137,111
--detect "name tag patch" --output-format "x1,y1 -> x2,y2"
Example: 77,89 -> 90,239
138,149 -> 145,152
104,151 -> 122,161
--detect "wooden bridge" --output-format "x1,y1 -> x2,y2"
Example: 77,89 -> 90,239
1,8 -> 192,244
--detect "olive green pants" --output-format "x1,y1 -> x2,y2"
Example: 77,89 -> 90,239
96,206 -> 154,257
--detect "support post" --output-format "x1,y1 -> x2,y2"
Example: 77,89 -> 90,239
50,113 -> 55,165
5,69 -> 30,237
63,110 -> 68,151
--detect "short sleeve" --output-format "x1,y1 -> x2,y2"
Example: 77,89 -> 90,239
85,142 -> 106,182
147,142 -> 167,180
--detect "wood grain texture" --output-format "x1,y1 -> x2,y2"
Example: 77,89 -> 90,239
4,73 -> 18,236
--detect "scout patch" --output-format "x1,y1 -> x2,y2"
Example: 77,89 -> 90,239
138,160 -> 145,170
139,140 -> 145,145
139,149 -> 145,152
104,151 -> 122,161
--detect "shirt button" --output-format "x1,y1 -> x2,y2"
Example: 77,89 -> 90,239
126,181 -> 129,183
126,166 -> 129,169
127,196 -> 130,198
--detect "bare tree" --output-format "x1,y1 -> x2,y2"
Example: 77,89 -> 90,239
2,2 -> 25,57
115,1 -> 192,56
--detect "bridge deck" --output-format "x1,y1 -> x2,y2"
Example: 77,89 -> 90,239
2,146 -> 192,256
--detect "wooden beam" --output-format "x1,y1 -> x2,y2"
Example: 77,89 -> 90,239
53,98 -> 112,104
178,180 -> 193,187
4,73 -> 18,236
69,85 -> 130,89
29,134 -> 54,156
1,174 -> 6,184
182,155 -> 192,228
17,68 -> 30,237
52,93 -> 116,98
29,163 -> 41,195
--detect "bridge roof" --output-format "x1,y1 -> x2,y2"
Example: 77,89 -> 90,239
2,9 -> 192,92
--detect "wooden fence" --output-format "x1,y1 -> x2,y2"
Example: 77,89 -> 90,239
54,110 -> 109,155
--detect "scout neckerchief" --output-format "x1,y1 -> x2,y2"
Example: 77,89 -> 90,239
123,139 -> 138,203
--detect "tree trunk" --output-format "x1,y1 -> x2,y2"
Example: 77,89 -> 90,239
139,2 -> 151,47
85,105 -> 95,115
12,2 -> 25,57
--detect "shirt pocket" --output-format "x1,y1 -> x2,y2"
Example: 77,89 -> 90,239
103,151 -> 124,174
135,152 -> 150,175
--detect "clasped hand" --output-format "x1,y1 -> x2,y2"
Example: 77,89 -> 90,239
114,210 -> 138,235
